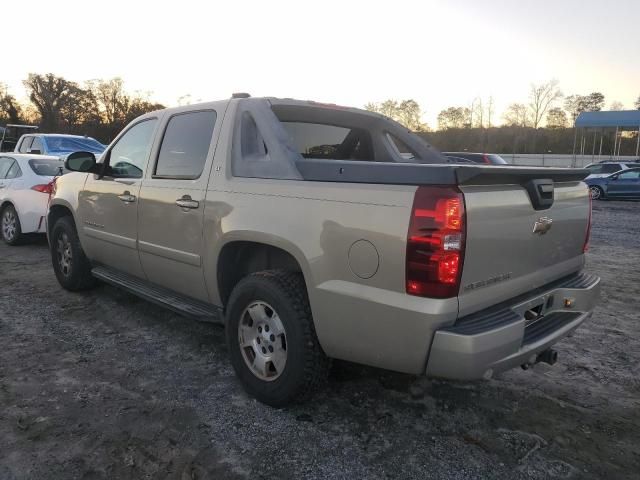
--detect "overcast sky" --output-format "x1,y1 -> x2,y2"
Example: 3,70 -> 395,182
4,0 -> 639,126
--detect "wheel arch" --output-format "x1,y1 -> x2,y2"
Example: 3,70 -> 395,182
215,235 -> 313,309
47,201 -> 76,238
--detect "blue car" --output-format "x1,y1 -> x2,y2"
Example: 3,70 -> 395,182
586,167 -> 640,200
14,134 -> 106,158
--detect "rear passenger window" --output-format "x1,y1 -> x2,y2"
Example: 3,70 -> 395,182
154,110 -> 217,178
602,164 -> 620,173
0,157 -> 13,178
6,161 -> 21,178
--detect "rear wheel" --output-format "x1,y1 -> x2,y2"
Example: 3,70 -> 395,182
226,270 -> 330,407
1,204 -> 23,246
589,185 -> 604,200
50,216 -> 96,291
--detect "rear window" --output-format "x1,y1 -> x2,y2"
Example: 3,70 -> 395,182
28,159 -> 65,176
154,110 -> 217,178
281,122 -> 374,161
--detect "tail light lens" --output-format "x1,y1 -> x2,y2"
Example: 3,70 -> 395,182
583,188 -> 592,253
31,183 -> 54,194
406,186 -> 466,298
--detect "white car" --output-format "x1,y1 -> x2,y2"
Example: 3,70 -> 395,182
0,154 -> 65,245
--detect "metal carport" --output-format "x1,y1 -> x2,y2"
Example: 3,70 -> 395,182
573,110 -> 640,165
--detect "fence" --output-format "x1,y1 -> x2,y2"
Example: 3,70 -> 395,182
504,154 -> 639,168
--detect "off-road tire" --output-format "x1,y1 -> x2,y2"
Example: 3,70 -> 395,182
226,270 -> 330,407
50,216 -> 96,291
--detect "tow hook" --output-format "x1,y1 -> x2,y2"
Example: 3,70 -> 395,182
521,349 -> 558,370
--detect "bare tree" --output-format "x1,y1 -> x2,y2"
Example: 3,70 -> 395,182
609,101 -> 624,111
503,103 -> 530,127
528,80 -> 562,128
486,96 -> 494,128
635,95 -> 640,110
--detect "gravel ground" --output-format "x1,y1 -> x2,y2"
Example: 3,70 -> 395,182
0,201 -> 638,480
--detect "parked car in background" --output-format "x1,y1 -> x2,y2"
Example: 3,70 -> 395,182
0,154 -> 65,245
48,96 -> 599,406
14,134 -> 106,158
586,167 -> 640,200
0,124 -> 39,152
442,152 -> 509,165
584,161 -> 639,179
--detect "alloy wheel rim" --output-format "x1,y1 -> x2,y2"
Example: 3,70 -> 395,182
589,186 -> 601,200
2,210 -> 17,241
238,301 -> 287,381
56,232 -> 73,277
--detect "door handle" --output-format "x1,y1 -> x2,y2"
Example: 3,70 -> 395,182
175,195 -> 199,210
118,191 -> 136,203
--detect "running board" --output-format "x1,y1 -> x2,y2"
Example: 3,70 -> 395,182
91,266 -> 223,323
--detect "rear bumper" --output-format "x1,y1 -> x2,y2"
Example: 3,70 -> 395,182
425,272 -> 601,380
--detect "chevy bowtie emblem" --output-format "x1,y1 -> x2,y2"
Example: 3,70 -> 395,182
533,217 -> 553,235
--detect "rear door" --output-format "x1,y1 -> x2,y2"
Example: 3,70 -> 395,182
137,106 -> 222,301
78,117 -> 160,278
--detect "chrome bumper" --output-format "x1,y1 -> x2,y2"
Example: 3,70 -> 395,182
425,273 -> 601,380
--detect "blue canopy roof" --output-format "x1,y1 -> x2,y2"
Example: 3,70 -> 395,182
575,110 -> 640,128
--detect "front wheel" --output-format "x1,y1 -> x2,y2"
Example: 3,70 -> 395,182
589,185 -> 604,200
1,204 -> 23,245
50,216 -> 96,291
226,270 -> 330,407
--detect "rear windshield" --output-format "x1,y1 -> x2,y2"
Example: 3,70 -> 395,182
29,159 -> 66,176
280,122 -> 373,161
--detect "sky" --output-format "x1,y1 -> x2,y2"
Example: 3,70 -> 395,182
3,0 -> 639,128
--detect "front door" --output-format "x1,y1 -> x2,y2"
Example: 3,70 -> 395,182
78,117 -> 160,278
137,108 -> 221,302
607,169 -> 640,198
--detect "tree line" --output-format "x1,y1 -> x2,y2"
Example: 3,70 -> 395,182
0,74 -> 164,143
366,81 -> 640,155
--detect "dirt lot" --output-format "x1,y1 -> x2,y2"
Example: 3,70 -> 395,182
0,201 -> 638,480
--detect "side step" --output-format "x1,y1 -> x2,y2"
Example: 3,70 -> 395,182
92,266 -> 223,323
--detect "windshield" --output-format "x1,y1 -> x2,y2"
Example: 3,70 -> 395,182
44,136 -> 105,153
28,158 -> 67,176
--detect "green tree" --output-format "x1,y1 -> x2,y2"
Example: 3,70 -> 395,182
437,107 -> 469,130
365,99 -> 428,131
23,73 -> 78,131
546,107 -> 568,128
0,83 -> 23,124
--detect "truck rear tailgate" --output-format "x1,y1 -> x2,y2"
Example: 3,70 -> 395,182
458,181 -> 590,316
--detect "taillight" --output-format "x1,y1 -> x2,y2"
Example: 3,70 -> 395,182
406,186 -> 466,298
583,188 -> 592,253
31,183 -> 54,194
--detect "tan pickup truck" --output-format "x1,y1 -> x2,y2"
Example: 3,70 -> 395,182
47,96 -> 600,406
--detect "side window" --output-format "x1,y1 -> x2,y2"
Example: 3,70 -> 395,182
6,161 -> 21,179
30,137 -> 43,153
0,157 -> 13,178
387,133 -> 417,161
602,164 -> 620,174
154,110 -> 217,178
108,119 -> 158,178
618,170 -> 640,180
19,137 -> 33,153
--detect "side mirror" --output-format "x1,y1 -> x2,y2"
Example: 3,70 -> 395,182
65,151 -> 98,173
